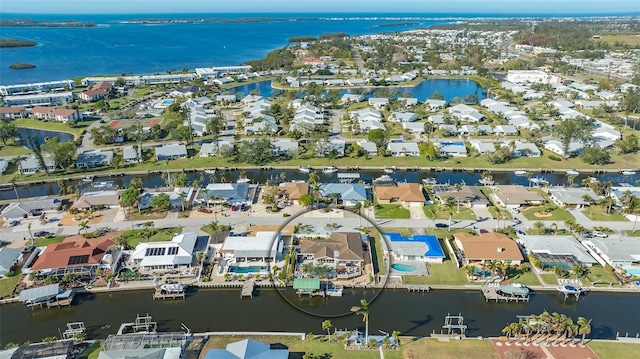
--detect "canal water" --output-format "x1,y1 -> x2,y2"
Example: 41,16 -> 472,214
0,288 -> 638,345
221,79 -> 486,101
2,169 -> 638,201
16,128 -> 75,149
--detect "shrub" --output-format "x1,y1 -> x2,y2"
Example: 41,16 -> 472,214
548,155 -> 562,161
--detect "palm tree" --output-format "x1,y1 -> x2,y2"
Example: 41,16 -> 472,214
322,320 -> 332,337
453,183 -> 463,213
533,221 -> 546,235
27,222 -> 34,246
566,175 -> 575,187
350,299 -> 370,344
463,265 -> 475,281
486,260 -> 498,277
79,220 -> 90,234
502,324 -> 513,339
597,196 -> 615,215
391,330 -> 400,348
439,196 -> 455,231
577,317 -> 592,344
178,191 -> 187,212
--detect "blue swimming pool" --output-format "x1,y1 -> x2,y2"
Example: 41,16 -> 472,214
440,141 -> 465,146
162,99 -> 175,106
229,266 -> 268,274
623,268 -> 640,276
391,264 -> 416,272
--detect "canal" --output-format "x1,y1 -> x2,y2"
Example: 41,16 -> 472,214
1,288 -> 638,344
2,169 -> 638,201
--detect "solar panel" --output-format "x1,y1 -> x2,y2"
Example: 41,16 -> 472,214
144,247 -> 167,256
67,255 -> 90,265
167,247 -> 179,255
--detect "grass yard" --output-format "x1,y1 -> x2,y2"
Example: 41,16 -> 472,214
79,341 -> 104,359
423,204 -> 476,220
539,273 -> 559,285
378,227 -> 414,237
504,264 -> 541,286
591,34 -> 640,46
371,233 -> 387,276
581,207 -> 628,221
404,257 -> 469,286
374,204 -> 410,219
625,230 -> 640,236
33,235 -> 66,247
583,265 -> 618,287
0,274 -> 21,298
14,118 -> 89,138
120,227 -> 181,248
199,335 -> 498,359
0,144 -> 31,157
128,210 -> 169,221
487,206 -> 512,220
589,341 -> 640,359
522,204 -> 575,222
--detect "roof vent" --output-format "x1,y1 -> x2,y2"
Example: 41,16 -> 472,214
497,247 -> 504,252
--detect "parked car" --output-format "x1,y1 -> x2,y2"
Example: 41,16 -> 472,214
8,220 -> 20,226
515,229 -> 526,236
591,231 -> 608,238
34,231 -> 53,238
511,207 -> 520,214
435,223 -> 449,228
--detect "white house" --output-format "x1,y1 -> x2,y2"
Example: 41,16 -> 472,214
389,111 -> 417,123
199,141 -> 233,157
20,155 -> 56,174
355,140 -> 378,156
130,232 -> 198,271
425,99 -> 447,110
387,141 -> 420,157
155,143 -> 188,161
219,232 -> 282,274
437,141 -> 468,157
368,97 -> 389,109
544,139 -> 584,157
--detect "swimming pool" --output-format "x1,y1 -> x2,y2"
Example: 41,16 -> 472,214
542,262 -> 571,271
229,266 -> 268,274
391,263 -> 416,272
623,268 -> 640,276
440,141 -> 465,146
162,99 -> 175,106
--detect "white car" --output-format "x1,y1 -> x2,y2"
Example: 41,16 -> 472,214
591,231 -> 608,238
511,207 -> 520,214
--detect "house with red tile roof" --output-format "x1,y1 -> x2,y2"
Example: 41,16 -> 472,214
29,106 -> 81,123
79,88 -> 107,102
30,236 -> 119,276
375,183 -> 426,208
0,106 -> 27,120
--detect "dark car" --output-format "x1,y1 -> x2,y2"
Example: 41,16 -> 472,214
435,223 -> 449,228
34,231 -> 53,238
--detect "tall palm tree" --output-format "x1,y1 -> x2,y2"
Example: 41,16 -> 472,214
391,330 -> 400,348
502,324 -> 513,339
27,222 -> 34,246
577,317 -> 592,344
79,220 -> 90,234
350,299 -> 370,344
178,191 -> 187,212
463,265 -> 475,281
322,320 -> 332,336
453,183 -> 463,213
566,175 -> 575,187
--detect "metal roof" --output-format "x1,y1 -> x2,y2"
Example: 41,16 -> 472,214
19,284 -> 60,303
293,278 -> 320,290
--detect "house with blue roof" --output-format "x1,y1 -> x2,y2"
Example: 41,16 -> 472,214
382,232 -> 445,263
204,339 -> 288,359
319,183 -> 368,206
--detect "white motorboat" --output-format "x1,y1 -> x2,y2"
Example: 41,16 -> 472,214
565,169 -> 579,176
326,288 -> 343,297
621,169 -> 637,176
81,175 -> 94,182
160,282 -> 187,294
422,177 -> 438,185
237,177 -> 250,183
514,169 -> 527,176
478,177 -> 494,186
383,166 -> 396,174
322,166 -> 338,174
373,175 -> 395,185
204,169 -> 216,174
298,166 -> 311,173
530,177 -> 549,185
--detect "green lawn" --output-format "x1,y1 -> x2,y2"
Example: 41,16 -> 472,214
371,233 -> 387,276
522,204 -> 575,222
33,235 -> 65,247
423,204 -> 476,220
487,206 -> 512,220
200,335 -> 498,359
120,227 -> 181,248
0,143 -> 31,157
374,204 -> 410,219
589,341 -> 640,359
0,274 -> 21,298
404,257 -> 469,286
539,273 -> 558,285
625,230 -> 640,236
504,264 -> 541,286
583,265 -> 618,287
14,118 -> 89,138
581,207 -> 628,221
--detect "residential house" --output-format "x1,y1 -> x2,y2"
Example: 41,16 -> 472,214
341,93 -> 365,103
155,144 -> 188,161
518,235 -> 597,267
375,183 -> 425,207
508,140 -> 541,157
130,232 -> 198,271
271,182 -> 309,205
272,139 -> 299,157
169,85 -> 201,98
437,141 -> 467,157
425,99 -> 447,110
0,247 -> 21,277
241,95 -> 262,105
397,97 -> 419,107
0,196 -> 60,220
199,141 -> 233,157
215,94 -> 237,103
30,235 -> 120,275
428,114 -> 445,125
355,140 -> 378,156
220,232 -> 282,273
433,185 -> 490,208
453,232 -> 524,266
98,333 -> 188,359
459,124 -> 493,135
203,339 -> 288,359
493,185 -> 544,209
122,145 -> 141,163
387,141 -> 420,156
389,111 -> 417,123
201,183 -> 250,206
402,122 -> 425,135
298,232 -> 366,278
78,89 -> 107,102
548,187 -> 599,209
315,139 -> 346,157
368,97 -> 389,109
544,139 -> 584,157
0,106 -> 27,120
470,140 -> 496,154
0,158 -> 8,175
584,237 -> 640,275
448,104 -> 484,122
71,190 -> 121,210
138,187 -> 194,210
19,155 -> 56,174
76,150 -> 114,168
359,119 -> 386,134
351,107 -> 382,123
383,232 -> 445,263
438,124 -> 458,136
493,125 -> 519,136
319,183 -> 368,206
609,186 -> 640,205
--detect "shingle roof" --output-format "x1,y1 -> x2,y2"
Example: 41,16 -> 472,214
454,232 -> 524,261
300,232 -> 365,262
375,183 -> 425,203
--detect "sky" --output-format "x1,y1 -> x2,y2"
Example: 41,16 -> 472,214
1,0 -> 639,15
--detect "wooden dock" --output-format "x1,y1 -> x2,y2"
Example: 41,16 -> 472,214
407,286 -> 431,292
47,298 -> 73,308
153,290 -> 186,300
481,286 -> 530,302
241,280 -> 255,298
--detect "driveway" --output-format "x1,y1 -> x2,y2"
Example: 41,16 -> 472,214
569,208 -> 591,223
471,206 -> 493,221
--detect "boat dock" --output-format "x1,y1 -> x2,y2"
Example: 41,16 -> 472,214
407,286 -> 431,292
153,289 -> 186,300
241,280 -> 255,298
481,286 -> 530,302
